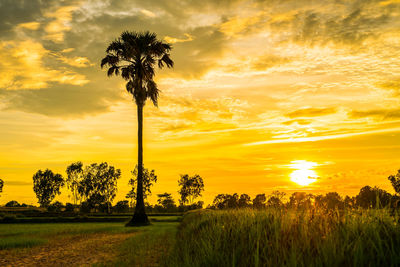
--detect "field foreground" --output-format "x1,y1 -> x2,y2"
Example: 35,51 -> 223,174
0,220 -> 178,266
169,209 -> 400,267
1,209 -> 400,266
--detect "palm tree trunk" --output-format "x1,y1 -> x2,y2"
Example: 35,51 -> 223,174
127,103 -> 150,226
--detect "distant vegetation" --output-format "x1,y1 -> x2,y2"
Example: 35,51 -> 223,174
1,167 -> 400,216
0,178 -> 3,198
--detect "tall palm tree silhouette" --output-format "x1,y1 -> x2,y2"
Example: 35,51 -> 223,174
101,31 -> 173,225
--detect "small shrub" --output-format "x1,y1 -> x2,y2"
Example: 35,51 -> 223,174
2,214 -> 17,222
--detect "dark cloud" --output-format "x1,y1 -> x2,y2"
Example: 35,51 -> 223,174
251,54 -> 292,71
0,0 -> 43,38
169,26 -> 227,79
350,109 -> 400,120
285,107 -> 336,118
0,82 -> 124,118
3,180 -> 31,186
379,78 -> 400,93
269,1 -> 398,47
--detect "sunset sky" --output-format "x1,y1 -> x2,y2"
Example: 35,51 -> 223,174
1,0 -> 400,205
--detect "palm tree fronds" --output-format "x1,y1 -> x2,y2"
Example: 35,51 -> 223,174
101,30 -> 174,107
146,80 -> 159,107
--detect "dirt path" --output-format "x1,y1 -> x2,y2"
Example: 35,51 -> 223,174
0,232 -> 136,267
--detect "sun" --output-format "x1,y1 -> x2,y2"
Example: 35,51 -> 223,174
289,160 -> 319,186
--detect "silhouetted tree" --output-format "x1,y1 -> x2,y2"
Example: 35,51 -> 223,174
157,193 -> 176,211
388,169 -> 400,195
212,194 -> 239,209
178,174 -> 204,205
47,201 -> 63,212
78,162 -> 121,213
355,186 -> 392,208
288,192 -> 313,209
101,31 -> 173,226
66,161 -> 84,205
253,194 -> 266,209
65,203 -> 75,212
324,192 -> 344,210
0,178 -> 3,197
114,200 -> 130,213
33,169 -> 64,207
344,195 -> 356,208
5,200 -> 20,207
267,191 -> 286,208
238,194 -> 252,208
126,165 -> 157,207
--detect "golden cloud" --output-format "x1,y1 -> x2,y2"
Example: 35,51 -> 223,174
17,22 -> 40,30
0,40 -> 89,90
164,33 -> 194,44
286,108 -> 337,118
44,5 -> 80,42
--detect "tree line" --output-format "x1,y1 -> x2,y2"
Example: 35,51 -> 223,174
7,161 -> 204,213
2,168 -> 400,213
208,186 -> 399,210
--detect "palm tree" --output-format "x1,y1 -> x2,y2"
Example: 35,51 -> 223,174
101,31 -> 173,225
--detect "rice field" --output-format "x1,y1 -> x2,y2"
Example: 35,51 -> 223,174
166,208 -> 400,267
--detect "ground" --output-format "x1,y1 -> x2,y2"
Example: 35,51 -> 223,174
0,220 -> 179,267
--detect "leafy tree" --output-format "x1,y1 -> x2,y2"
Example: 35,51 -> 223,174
238,194 -> 252,208
212,193 -> 239,209
101,31 -> 173,225
344,195 -> 356,208
33,169 -> 64,207
125,165 -> 157,207
47,201 -> 63,212
324,192 -> 344,210
78,162 -> 121,213
65,203 -> 75,212
253,194 -> 266,209
355,186 -> 392,208
388,169 -> 400,194
178,174 -> 204,205
288,192 -> 313,209
157,193 -> 176,210
114,200 -> 130,213
267,191 -> 286,208
5,200 -> 20,207
66,161 -> 84,205
0,178 -> 3,197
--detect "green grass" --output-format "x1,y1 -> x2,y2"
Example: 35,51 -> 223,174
0,222 -> 138,250
101,222 -> 179,267
166,209 -> 400,267
3,210 -> 400,266
0,236 -> 47,250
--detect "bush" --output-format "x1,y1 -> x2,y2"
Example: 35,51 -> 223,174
5,200 -> 20,207
2,214 -> 17,222
47,201 -> 63,212
114,200 -> 129,213
64,203 -> 75,212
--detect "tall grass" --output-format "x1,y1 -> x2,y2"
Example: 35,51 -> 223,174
167,208 -> 400,267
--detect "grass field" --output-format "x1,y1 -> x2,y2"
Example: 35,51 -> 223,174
167,209 -> 400,267
0,218 -> 180,266
0,222 -> 137,249
2,210 -> 400,266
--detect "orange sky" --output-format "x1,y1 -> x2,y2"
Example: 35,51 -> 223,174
1,0 -> 400,205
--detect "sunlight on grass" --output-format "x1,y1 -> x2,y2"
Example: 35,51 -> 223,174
167,209 -> 400,266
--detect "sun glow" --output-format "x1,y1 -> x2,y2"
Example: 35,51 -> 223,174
289,160 -> 319,186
